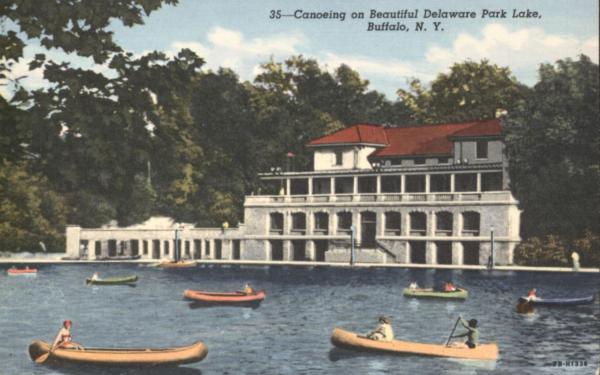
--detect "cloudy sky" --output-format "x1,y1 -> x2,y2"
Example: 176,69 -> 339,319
5,0 -> 599,98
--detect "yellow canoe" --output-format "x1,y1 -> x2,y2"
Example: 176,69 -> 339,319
28,340 -> 208,366
331,328 -> 498,361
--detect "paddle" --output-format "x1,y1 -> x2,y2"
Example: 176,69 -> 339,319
445,317 -> 461,347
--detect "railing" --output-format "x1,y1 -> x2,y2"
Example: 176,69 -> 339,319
245,191 -> 514,205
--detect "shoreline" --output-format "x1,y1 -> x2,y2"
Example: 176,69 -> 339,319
0,258 -> 598,273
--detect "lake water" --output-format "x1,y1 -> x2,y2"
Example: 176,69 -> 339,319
0,264 -> 598,375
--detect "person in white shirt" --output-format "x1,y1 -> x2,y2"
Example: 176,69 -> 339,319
367,316 -> 394,342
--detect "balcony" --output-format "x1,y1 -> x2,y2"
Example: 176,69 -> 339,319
245,191 -> 515,205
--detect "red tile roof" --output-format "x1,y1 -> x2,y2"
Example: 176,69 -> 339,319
307,124 -> 388,146
307,119 -> 502,157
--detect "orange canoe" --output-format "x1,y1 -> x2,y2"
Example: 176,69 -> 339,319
29,340 -> 207,366
183,289 -> 266,306
331,328 -> 499,361
7,268 -> 37,275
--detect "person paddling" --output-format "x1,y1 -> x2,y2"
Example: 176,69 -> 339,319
366,316 -> 394,342
451,315 -> 479,349
526,288 -> 538,302
51,320 -> 82,351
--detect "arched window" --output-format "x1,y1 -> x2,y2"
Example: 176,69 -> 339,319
409,212 -> 427,235
462,212 -> 480,236
314,212 -> 329,234
337,212 -> 352,234
291,212 -> 306,234
269,212 -> 284,234
385,212 -> 401,235
435,212 -> 453,235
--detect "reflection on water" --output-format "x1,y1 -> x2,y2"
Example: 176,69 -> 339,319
0,264 -> 598,374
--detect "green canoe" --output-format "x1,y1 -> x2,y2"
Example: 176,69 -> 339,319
402,287 -> 468,300
86,275 -> 138,285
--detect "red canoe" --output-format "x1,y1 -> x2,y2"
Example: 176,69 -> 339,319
183,289 -> 266,306
7,268 -> 38,275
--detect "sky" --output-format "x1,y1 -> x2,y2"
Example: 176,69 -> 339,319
4,0 -> 599,99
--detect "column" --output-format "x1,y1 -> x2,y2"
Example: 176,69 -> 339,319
427,211 -> 435,237
452,242 -> 464,265
306,240 -> 315,261
476,173 -> 481,192
425,174 -> 431,193
450,174 -> 455,193
426,241 -> 437,264
285,179 -> 291,196
101,240 -> 109,258
306,211 -> 313,235
376,175 -> 381,193
137,239 -> 143,258
378,212 -> 385,237
400,175 -> 406,193
283,240 -> 292,261
88,240 -> 96,260
208,239 -> 214,259
159,240 -> 165,259
330,177 -> 335,195
308,177 -> 313,196
403,213 -> 410,236
65,226 -> 81,259
330,211 -> 337,235
354,211 -> 361,246
148,240 -> 154,259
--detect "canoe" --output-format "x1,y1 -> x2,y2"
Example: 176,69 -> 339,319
156,261 -> 196,268
331,328 -> 498,361
403,287 -> 468,300
184,289 -> 266,306
28,340 -> 207,366
86,275 -> 138,285
518,295 -> 595,306
7,268 -> 38,275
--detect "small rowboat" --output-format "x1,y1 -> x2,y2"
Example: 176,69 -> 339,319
184,289 -> 266,306
403,287 -> 468,300
156,260 -> 196,268
518,295 -> 595,306
7,268 -> 38,276
86,275 -> 138,285
331,328 -> 498,361
28,339 -> 207,366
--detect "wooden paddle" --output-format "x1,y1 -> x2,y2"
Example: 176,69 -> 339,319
445,317 -> 461,347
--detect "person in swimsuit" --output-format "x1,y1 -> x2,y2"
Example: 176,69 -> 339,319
453,316 -> 479,349
366,316 -> 394,342
51,320 -> 82,350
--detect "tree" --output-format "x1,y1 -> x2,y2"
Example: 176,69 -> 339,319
0,160 -> 67,252
505,55 -> 599,239
398,60 -> 529,123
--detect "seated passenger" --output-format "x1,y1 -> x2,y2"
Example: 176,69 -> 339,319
408,282 -> 418,291
366,316 -> 394,342
51,320 -> 82,351
527,288 -> 538,301
244,283 -> 254,295
444,282 -> 457,292
90,272 -> 100,281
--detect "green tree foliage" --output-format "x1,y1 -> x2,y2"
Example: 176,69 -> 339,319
505,55 -> 599,238
398,60 -> 529,123
572,231 -> 600,267
513,235 -> 568,267
0,160 -> 67,252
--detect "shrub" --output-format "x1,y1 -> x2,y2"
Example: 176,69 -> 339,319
571,231 -> 600,267
514,235 -> 568,267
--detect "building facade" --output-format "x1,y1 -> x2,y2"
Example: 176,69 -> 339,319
66,119 -> 521,266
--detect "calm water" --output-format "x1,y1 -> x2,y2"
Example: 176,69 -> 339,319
0,264 -> 598,375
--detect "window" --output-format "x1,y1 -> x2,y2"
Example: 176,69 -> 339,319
435,212 -> 453,234
358,176 -> 376,193
414,157 -> 426,165
312,178 -> 331,194
290,179 -> 308,195
381,176 -> 401,193
455,173 -> 477,192
409,212 -> 427,235
385,212 -> 401,235
405,175 -> 426,192
334,150 -> 343,165
270,212 -> 284,234
430,174 -> 451,192
337,212 -> 352,233
476,141 -> 488,159
334,177 -> 353,194
291,213 -> 306,234
481,172 -> 503,191
314,212 -> 329,234
438,157 -> 450,164
462,212 -> 480,235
